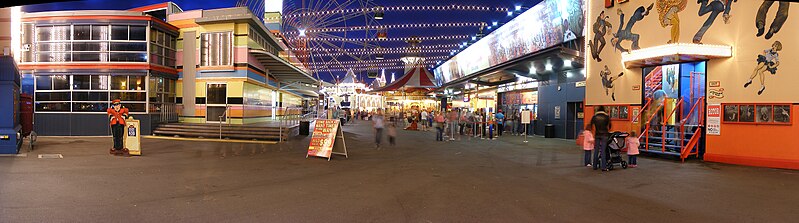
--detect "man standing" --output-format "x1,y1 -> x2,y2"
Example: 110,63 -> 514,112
495,110 -> 505,137
448,109 -> 459,141
372,109 -> 385,149
420,109 -> 429,131
107,99 -> 129,156
591,106 -> 612,171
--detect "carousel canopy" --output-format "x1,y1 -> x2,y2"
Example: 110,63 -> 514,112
372,66 -> 437,92
340,69 -> 359,84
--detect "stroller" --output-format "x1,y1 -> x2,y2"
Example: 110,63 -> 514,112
593,131 -> 629,170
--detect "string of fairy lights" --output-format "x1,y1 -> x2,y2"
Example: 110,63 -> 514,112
291,44 -> 459,52
305,60 -> 438,70
284,22 -> 485,35
301,56 -> 450,66
278,4 -> 510,20
297,49 -> 454,58
285,35 -> 469,42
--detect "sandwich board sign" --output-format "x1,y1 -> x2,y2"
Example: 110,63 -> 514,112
307,119 -> 348,161
124,118 -> 141,156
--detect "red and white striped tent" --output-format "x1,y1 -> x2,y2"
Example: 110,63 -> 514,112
372,66 -> 437,92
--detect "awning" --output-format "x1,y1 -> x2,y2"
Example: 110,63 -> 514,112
250,49 -> 318,84
371,66 -> 437,92
621,43 -> 733,68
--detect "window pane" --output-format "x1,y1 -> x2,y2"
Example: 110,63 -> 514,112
156,32 -> 164,44
74,25 -> 91,40
207,84 -> 226,104
111,25 -> 128,40
36,92 -> 71,101
52,75 -> 69,90
36,26 -> 52,41
73,75 -> 90,89
110,52 -> 146,62
73,42 -> 108,51
72,52 -> 103,62
128,76 -> 145,90
92,75 -> 109,90
72,92 -> 108,101
129,26 -> 146,41
111,75 -> 127,90
38,42 -> 71,52
91,25 -> 109,40
72,102 -> 108,112
125,103 -> 146,112
52,26 -> 71,40
157,77 -> 165,92
111,92 -> 146,101
36,102 -> 70,112
111,42 -> 146,52
38,52 -> 71,62
35,75 -> 52,90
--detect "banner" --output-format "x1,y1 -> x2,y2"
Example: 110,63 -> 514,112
307,119 -> 344,159
707,104 -> 721,135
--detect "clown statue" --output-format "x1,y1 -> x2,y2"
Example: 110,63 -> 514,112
107,99 -> 130,156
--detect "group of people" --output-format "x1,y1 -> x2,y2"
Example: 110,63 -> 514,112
581,106 -> 640,171
420,108 -> 510,141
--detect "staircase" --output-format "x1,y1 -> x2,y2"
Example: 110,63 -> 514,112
642,124 -> 699,155
153,122 -> 300,142
638,97 -> 705,162
644,66 -> 663,98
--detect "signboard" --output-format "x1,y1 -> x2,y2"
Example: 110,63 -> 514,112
434,0 -> 585,84
554,106 -> 561,120
575,81 -> 586,87
707,104 -> 721,135
521,111 -> 532,124
307,119 -> 348,160
124,119 -> 141,156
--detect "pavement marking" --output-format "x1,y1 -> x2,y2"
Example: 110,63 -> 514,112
0,153 -> 28,157
144,136 -> 278,144
38,154 -> 63,159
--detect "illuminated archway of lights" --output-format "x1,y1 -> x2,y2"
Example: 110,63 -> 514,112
292,44 -> 459,52
281,4 -> 510,19
284,22 -> 486,35
285,35 -> 470,42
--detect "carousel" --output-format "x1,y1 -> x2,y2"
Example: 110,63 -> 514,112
324,69 -> 386,115
372,54 -> 439,130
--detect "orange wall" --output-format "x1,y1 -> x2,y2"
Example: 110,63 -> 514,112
705,105 -> 799,169
583,106 -> 634,133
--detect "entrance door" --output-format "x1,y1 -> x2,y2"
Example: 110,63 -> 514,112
206,83 -> 227,123
566,102 -> 583,139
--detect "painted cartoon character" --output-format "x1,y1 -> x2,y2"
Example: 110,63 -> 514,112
744,41 -> 782,95
588,11 -> 612,62
656,0 -> 687,44
694,0 -> 736,44
600,65 -> 625,101
107,99 -> 130,156
611,3 -> 655,53
756,1 -> 790,40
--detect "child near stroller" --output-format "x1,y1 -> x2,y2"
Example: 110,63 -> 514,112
593,131 -> 629,170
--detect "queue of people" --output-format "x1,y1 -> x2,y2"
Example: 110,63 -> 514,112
580,106 -> 641,171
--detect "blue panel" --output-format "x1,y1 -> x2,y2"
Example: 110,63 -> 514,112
196,70 -> 246,79
534,72 -> 586,139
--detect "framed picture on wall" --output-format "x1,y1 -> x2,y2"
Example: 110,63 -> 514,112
739,105 -> 755,122
774,105 -> 791,123
619,106 -> 629,119
605,0 -> 614,8
756,105 -> 773,123
723,105 -> 738,122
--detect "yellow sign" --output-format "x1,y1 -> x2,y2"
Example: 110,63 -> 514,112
307,119 -> 347,161
124,119 -> 141,156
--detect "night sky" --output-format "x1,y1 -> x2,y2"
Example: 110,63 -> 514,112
23,0 -> 543,83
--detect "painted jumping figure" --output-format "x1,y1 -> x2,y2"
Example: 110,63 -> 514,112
611,3 -> 654,53
693,0 -> 736,44
600,65 -> 624,101
744,41 -> 782,95
656,0 -> 687,44
588,10 -> 612,62
756,1 -> 790,40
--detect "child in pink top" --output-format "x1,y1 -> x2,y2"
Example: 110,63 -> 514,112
582,125 -> 595,167
626,131 -> 641,168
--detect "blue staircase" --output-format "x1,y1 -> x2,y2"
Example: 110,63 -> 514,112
641,124 -> 700,156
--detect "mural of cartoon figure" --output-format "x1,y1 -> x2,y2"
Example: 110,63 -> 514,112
656,0 -> 687,44
611,3 -> 655,53
599,65 -> 625,101
744,41 -> 781,95
756,1 -> 790,40
588,11 -> 612,62
693,0 -> 736,44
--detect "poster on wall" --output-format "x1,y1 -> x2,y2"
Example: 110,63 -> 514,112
707,104 -> 721,135
554,106 -> 561,120
521,110 -> 531,124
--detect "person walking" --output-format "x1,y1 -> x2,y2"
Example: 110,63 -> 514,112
591,106 -> 612,171
581,125 -> 595,167
434,111 -> 446,141
387,122 -> 397,146
372,109 -> 385,149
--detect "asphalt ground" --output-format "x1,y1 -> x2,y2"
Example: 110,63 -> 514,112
1,119 -> 798,222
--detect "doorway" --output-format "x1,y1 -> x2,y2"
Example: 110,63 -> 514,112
566,101 -> 584,139
206,83 -> 227,123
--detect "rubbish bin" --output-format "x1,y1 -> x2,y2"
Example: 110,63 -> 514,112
544,124 -> 555,138
299,121 -> 311,135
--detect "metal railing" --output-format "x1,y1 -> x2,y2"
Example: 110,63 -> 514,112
219,105 -> 229,139
278,107 -> 304,142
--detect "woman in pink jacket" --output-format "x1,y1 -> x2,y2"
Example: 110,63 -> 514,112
626,131 -> 641,168
582,125 -> 594,167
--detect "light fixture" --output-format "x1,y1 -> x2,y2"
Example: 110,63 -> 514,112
471,36 -> 476,41
515,5 -> 522,11
545,63 -> 553,71
564,59 -> 572,68
298,28 -> 306,37
492,21 -> 498,26
507,11 -> 513,16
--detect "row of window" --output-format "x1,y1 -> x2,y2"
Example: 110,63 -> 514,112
37,25 -> 147,42
37,52 -> 148,63
150,29 -> 177,67
36,75 -> 146,91
248,27 -> 278,55
200,32 -> 233,67
33,74 -> 175,113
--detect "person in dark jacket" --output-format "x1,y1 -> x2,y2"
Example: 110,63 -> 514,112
591,106 -> 612,171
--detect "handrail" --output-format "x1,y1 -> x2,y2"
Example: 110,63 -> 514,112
661,98 -> 684,152
662,98 -> 683,126
680,97 -> 705,128
641,102 -> 665,151
219,105 -> 229,139
681,128 -> 703,162
631,98 -> 653,124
